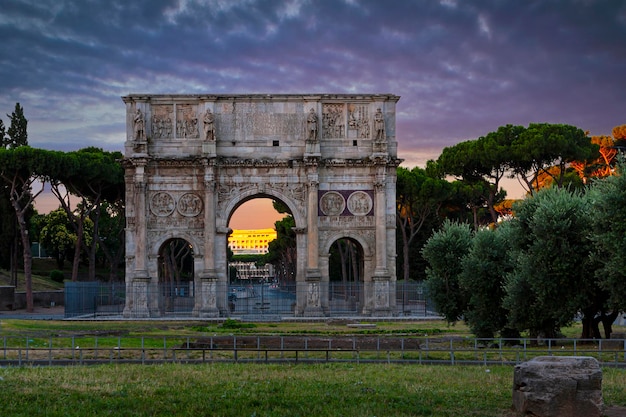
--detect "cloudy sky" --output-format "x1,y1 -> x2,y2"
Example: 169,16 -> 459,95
2,0 -> 625,224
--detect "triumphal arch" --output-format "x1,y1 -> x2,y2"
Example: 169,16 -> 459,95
122,94 -> 401,318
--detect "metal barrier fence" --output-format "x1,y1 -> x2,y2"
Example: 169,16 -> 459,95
1,335 -> 625,367
64,281 -> 435,319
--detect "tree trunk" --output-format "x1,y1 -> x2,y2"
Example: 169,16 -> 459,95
71,219 -> 84,282
581,316 -> 592,340
87,202 -> 102,281
55,253 -> 64,270
400,223 -> 410,282
487,189 -> 499,225
15,212 -> 34,312
10,236 -> 18,287
472,206 -> 479,230
601,311 -> 619,339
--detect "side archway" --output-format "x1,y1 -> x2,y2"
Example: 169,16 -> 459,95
157,238 -> 195,314
320,233 -> 374,315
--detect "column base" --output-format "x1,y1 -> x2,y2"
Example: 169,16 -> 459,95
195,276 -> 219,317
124,275 -> 151,318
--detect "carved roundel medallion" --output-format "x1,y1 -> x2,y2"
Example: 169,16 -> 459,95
150,192 -> 176,217
177,193 -> 203,217
347,191 -> 372,216
319,191 -> 346,216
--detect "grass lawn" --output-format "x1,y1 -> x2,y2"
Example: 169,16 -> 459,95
0,363 -> 543,417
1,363 -> 624,417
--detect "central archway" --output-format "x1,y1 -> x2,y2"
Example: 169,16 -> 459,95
227,196 -> 297,317
122,93 -> 400,318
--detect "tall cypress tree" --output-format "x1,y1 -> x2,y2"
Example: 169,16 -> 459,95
6,103 -> 28,149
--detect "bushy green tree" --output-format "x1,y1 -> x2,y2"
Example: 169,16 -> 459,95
0,146 -> 54,311
503,187 -> 596,338
49,147 -> 124,281
438,125 -> 521,224
421,220 -> 472,324
265,200 -> 296,284
459,225 -> 514,339
589,159 -> 626,333
265,215 -> 296,284
510,123 -> 598,193
94,201 -> 126,281
39,208 -> 77,269
396,166 -> 451,282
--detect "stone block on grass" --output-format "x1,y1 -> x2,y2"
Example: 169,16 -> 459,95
512,356 -> 602,417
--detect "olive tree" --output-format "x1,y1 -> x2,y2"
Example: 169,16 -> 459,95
588,160 -> 626,336
459,225 -> 515,339
503,187 -> 597,338
421,220 -> 472,324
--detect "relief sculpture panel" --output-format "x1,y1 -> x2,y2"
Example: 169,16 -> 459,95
322,103 -> 345,138
148,191 -> 204,229
151,105 -> 174,139
318,190 -> 373,216
150,192 -> 176,217
347,191 -> 372,216
177,193 -> 203,217
176,104 -> 199,138
348,104 -> 370,138
319,191 -> 345,216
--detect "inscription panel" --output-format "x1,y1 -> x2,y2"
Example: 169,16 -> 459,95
318,215 -> 375,229
252,113 -> 303,137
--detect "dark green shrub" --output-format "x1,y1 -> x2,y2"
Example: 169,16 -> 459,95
49,270 -> 65,283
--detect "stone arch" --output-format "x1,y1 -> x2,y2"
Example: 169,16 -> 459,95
151,231 -> 202,259
320,231 -> 373,259
218,186 -> 306,231
122,93 -> 400,318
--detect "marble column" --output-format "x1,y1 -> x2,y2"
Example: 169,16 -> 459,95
371,171 -> 392,316
194,161 -> 219,317
128,161 -> 151,317
303,171 -> 324,317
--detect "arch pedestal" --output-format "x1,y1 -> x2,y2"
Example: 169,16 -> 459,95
122,94 -> 400,318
